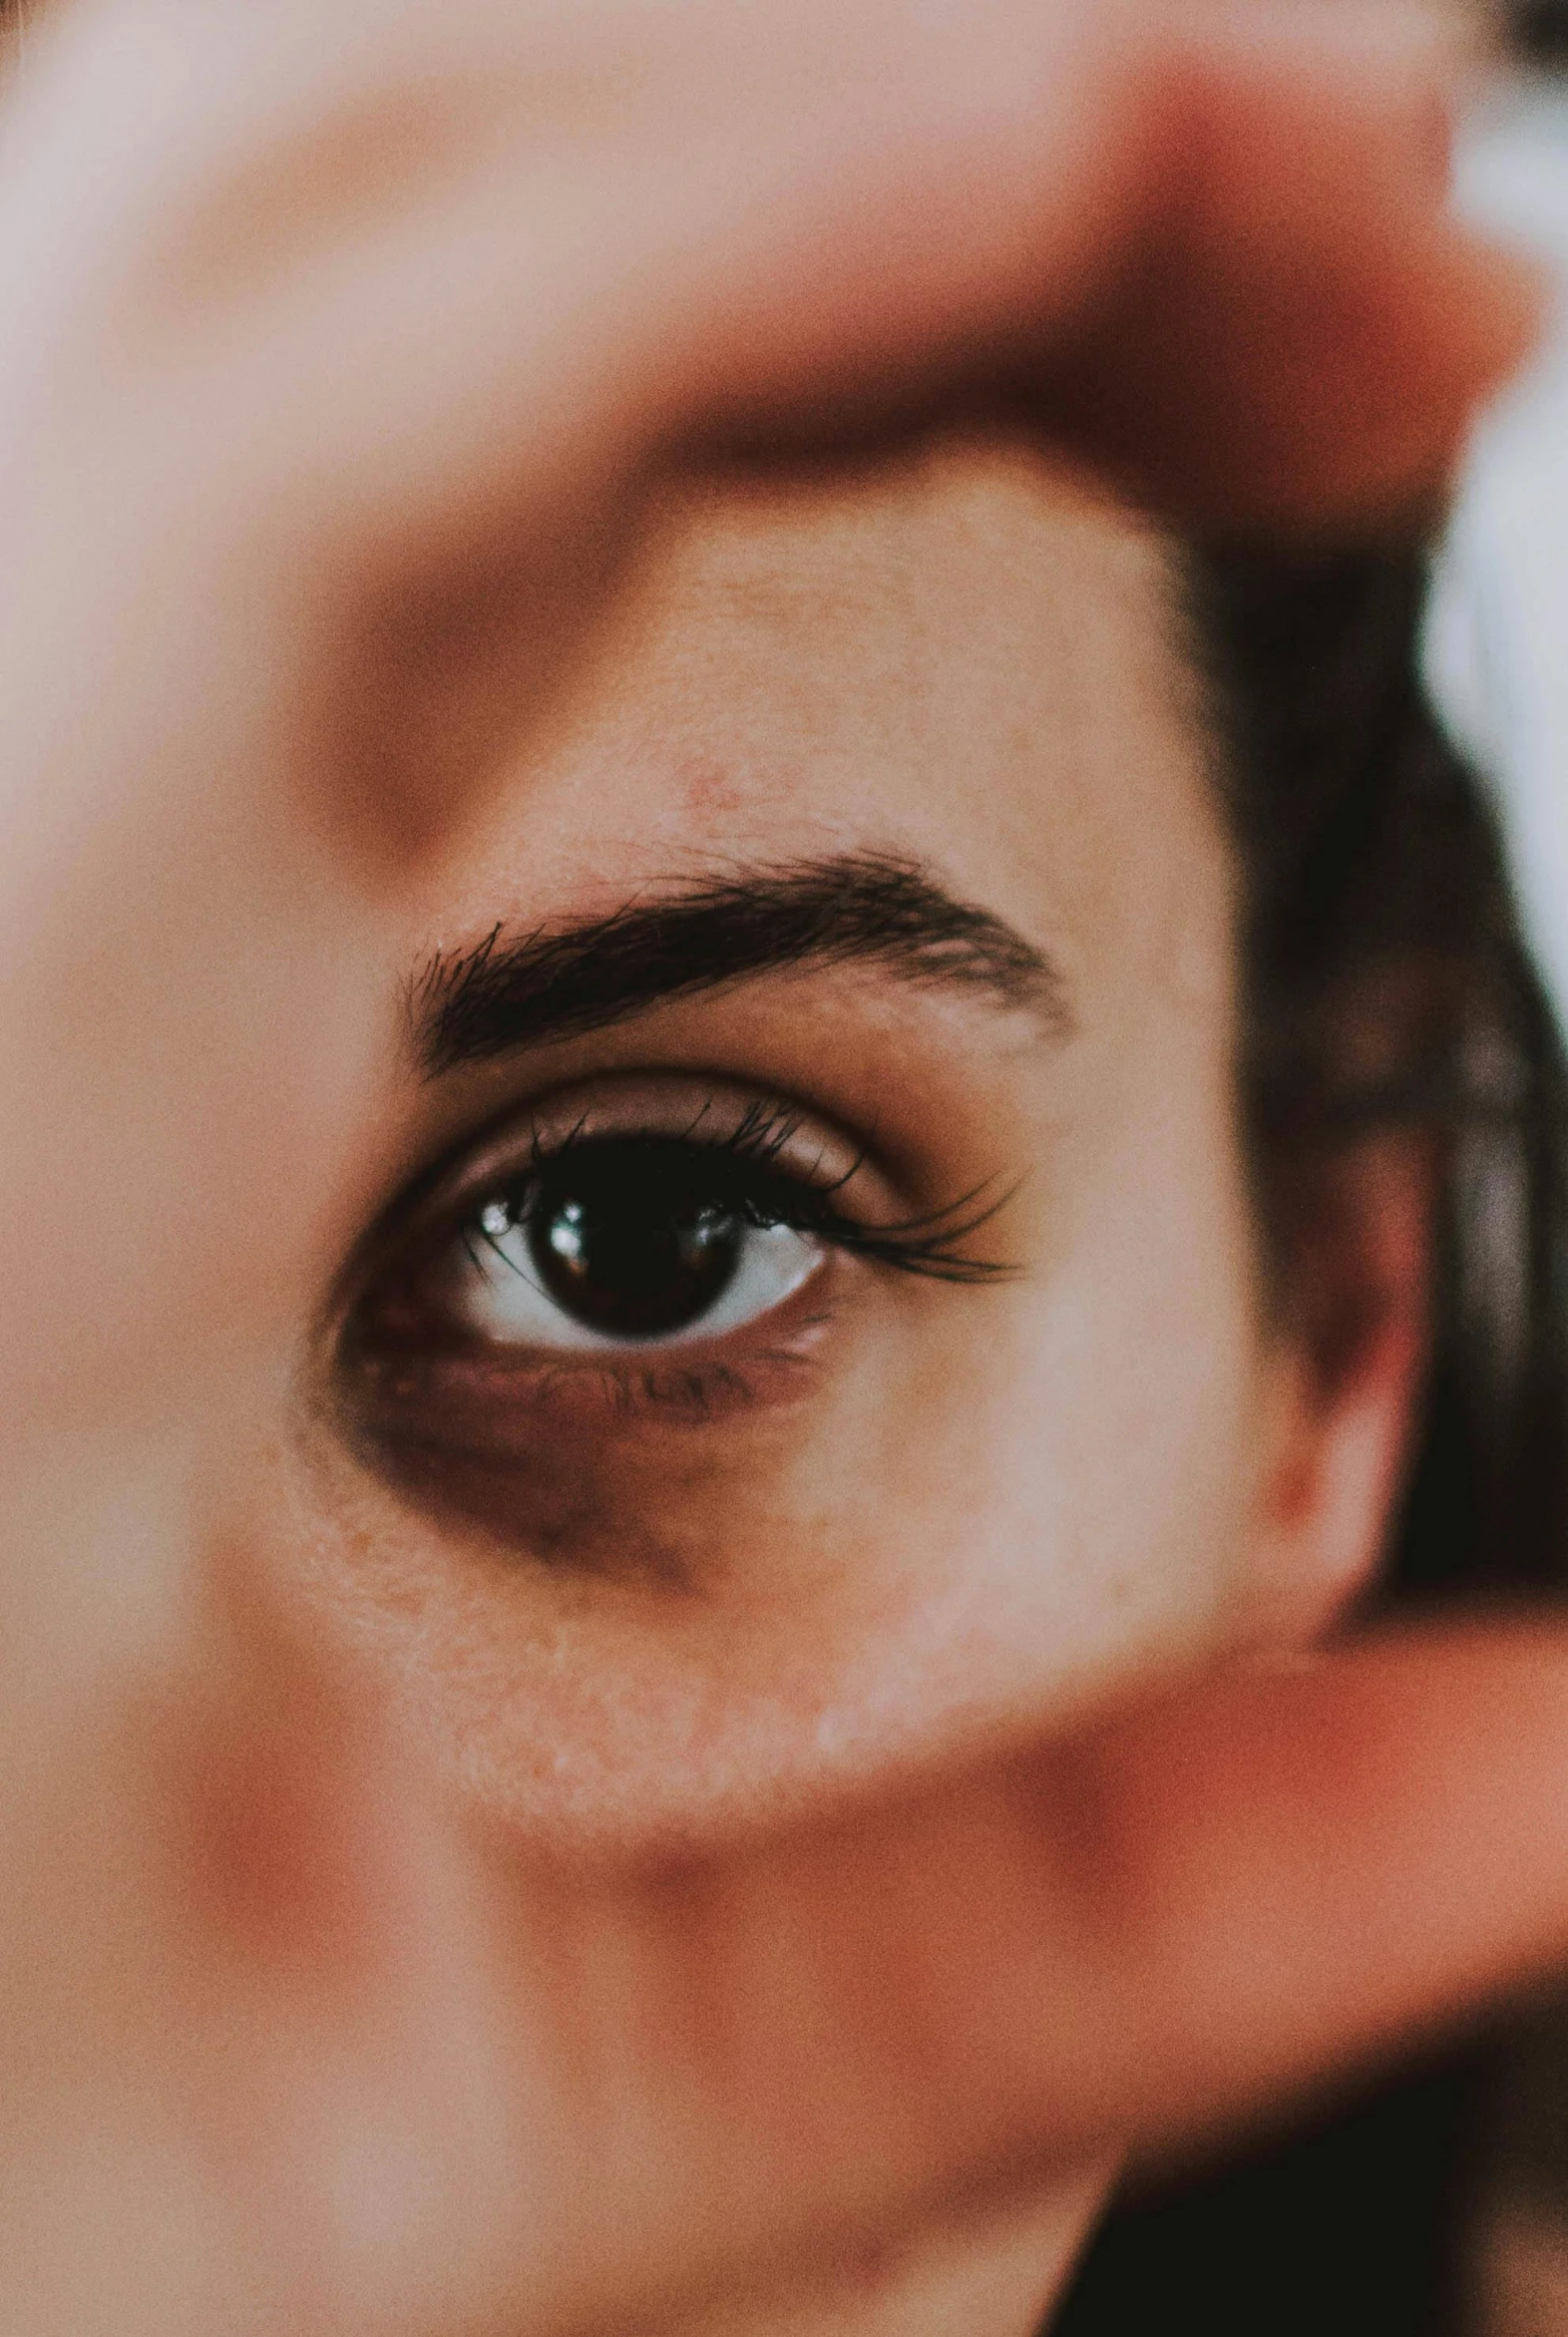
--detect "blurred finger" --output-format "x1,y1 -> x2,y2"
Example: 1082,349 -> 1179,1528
1034,10 -> 1541,531
492,1623 -> 1568,2332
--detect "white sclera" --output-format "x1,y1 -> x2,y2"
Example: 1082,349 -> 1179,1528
450,1212 -> 825,1352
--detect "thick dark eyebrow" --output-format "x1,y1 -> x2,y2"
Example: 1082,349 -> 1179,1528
410,852 -> 1066,1076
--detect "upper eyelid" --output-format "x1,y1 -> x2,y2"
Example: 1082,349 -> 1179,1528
470,1129 -> 1020,1287
513,1104 -> 860,1198
385,1078 -> 876,1243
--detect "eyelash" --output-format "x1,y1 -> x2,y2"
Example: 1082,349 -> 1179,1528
460,1097 -> 1015,1288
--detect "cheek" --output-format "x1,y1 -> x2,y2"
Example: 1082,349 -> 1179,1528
978,1083 -> 1267,1689
795,1048 -> 1266,1780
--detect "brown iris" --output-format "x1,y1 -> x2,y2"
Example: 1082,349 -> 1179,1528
512,1143 -> 748,1340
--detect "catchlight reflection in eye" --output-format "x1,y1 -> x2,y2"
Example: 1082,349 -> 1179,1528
449,1139 -> 827,1351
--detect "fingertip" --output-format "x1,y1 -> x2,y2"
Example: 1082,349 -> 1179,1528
1036,204 -> 1546,543
1049,3 -> 1544,537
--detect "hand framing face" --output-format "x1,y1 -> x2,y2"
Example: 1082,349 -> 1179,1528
0,5 -> 1552,2333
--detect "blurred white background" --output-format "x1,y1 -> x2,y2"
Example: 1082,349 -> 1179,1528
1428,58 -> 1568,1030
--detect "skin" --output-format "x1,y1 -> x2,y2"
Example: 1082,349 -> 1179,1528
0,6 -> 1564,2337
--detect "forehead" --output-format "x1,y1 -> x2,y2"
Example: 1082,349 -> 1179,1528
420,440 -> 1229,1014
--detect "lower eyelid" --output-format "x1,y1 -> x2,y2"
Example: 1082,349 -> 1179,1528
339,1288 -> 840,1458
329,1342 -> 845,1585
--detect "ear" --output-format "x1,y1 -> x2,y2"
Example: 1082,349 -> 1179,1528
1242,1132 -> 1434,1643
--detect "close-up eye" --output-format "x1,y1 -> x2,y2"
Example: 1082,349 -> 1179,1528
450,1134 -> 828,1351
332,1080 -> 1013,1477
347,1084 -> 1010,1369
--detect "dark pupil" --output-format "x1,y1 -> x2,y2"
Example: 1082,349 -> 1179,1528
524,1146 -> 746,1339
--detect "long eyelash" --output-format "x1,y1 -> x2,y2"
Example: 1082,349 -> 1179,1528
482,1101 -> 1017,1287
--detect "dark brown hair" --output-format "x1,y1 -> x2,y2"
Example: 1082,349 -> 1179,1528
1196,545 -> 1568,1605
1517,0 -> 1568,64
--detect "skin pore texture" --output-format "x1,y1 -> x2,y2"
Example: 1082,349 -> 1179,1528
266,441 -> 1425,2335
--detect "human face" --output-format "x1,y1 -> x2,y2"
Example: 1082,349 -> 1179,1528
262,435 -> 1337,1858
